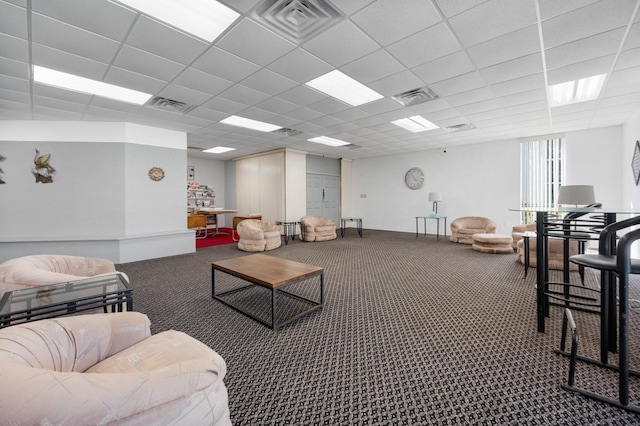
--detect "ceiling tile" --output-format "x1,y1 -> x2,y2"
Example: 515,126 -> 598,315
0,33 -> 28,63
467,25 -> 540,69
114,45 -> 184,82
31,13 -> 119,64
546,55 -> 614,85
545,27 -> 625,70
351,0 -> 441,46
158,83 -> 214,107
267,48 -> 333,84
430,71 -> 487,97
489,73 -> 545,98
434,0 -> 488,18
411,50 -> 475,84
341,49 -> 406,84
387,23 -> 460,68
368,70 -> 425,97
105,67 -> 167,94
303,20 -> 379,68
239,68 -> 298,96
448,0 -> 537,47
32,0 -> 135,41
0,56 -> 28,79
217,18 -> 295,67
479,53 -> 543,85
125,16 -> 209,65
219,84 -> 271,106
541,0 -> 637,49
278,85 -> 329,107
32,43 -> 109,80
174,68 -> 234,96
0,1 -> 27,39
616,47 -> 640,71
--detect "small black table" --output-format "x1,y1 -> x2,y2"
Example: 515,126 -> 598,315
275,220 -> 298,245
0,274 -> 132,328
415,216 -> 447,241
341,218 -> 363,237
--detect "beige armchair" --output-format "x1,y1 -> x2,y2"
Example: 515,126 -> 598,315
0,312 -> 231,425
450,216 -> 497,244
516,236 -> 579,271
0,254 -> 128,300
512,223 -> 537,250
299,216 -> 337,242
237,219 -> 282,252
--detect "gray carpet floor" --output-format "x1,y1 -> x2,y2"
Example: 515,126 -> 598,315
117,229 -> 640,425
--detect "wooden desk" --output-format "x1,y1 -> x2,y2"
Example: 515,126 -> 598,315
195,209 -> 238,236
211,254 -> 323,330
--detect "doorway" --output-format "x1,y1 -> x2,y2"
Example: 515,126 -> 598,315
306,173 -> 340,225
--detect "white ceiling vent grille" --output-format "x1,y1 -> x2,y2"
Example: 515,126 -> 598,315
445,123 -> 476,133
271,127 -> 303,136
252,0 -> 344,43
391,86 -> 439,107
149,97 -> 196,114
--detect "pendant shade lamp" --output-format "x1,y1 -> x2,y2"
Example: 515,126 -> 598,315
557,185 -> 596,206
428,192 -> 443,214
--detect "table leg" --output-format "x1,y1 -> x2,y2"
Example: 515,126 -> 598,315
536,211 -> 546,333
524,236 -> 530,278
415,217 -> 419,238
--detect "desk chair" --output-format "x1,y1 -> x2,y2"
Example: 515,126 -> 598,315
564,214 -> 640,412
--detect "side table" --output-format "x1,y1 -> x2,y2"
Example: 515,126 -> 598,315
275,220 -> 298,245
415,216 -> 447,241
341,218 -> 363,237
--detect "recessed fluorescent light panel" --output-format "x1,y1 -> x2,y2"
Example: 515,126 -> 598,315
305,70 -> 383,106
33,66 -> 152,105
115,0 -> 239,42
203,146 -> 235,154
392,116 -> 439,133
308,136 -> 350,147
548,74 -> 606,107
220,116 -> 283,132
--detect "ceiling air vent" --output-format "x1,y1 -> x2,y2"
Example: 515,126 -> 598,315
271,127 -> 303,136
149,97 -> 196,114
252,0 -> 344,43
391,86 -> 439,107
445,123 -> 476,133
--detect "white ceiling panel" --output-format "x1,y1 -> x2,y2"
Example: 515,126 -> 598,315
2,0 -> 639,160
350,0 -> 441,47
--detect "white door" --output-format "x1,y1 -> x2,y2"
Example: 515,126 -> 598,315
306,174 -> 340,224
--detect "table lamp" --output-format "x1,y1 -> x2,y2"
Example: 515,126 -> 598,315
428,192 -> 443,215
557,185 -> 596,207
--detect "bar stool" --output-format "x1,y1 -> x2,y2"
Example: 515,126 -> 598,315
564,215 -> 640,411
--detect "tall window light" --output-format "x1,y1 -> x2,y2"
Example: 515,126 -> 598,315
520,137 -> 565,223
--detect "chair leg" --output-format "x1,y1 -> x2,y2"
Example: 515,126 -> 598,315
561,308 -> 579,387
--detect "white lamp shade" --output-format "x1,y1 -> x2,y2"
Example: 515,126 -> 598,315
428,192 -> 443,202
557,185 -> 595,205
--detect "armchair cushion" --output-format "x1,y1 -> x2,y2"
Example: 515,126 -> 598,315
512,223 -> 537,249
299,216 -> 337,242
0,312 -> 231,425
450,217 -> 497,244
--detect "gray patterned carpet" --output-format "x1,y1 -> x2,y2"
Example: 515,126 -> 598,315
117,229 -> 640,425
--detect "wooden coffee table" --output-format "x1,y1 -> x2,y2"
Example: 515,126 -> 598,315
211,254 -> 324,330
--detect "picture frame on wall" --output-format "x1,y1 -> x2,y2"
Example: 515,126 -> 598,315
187,165 -> 195,181
632,141 -> 640,186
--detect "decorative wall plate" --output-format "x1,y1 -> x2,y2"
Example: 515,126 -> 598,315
632,141 -> 640,186
148,167 -> 165,181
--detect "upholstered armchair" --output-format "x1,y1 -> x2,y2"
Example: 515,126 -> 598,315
450,216 -> 497,244
237,219 -> 282,252
516,236 -> 579,271
0,254 -> 128,300
0,312 -> 231,425
512,223 -> 537,250
299,216 -> 337,242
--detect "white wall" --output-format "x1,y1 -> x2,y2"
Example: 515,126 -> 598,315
0,121 -> 193,263
623,110 -> 640,210
352,126 -> 625,236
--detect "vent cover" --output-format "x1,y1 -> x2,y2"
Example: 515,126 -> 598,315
391,86 -> 439,107
149,97 -> 196,114
253,0 -> 343,43
271,127 -> 303,136
445,123 -> 476,133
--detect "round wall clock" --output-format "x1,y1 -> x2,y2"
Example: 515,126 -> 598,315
148,167 -> 165,181
404,167 -> 425,190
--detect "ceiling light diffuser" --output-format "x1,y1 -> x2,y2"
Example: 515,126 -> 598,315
220,116 -> 283,132
203,146 -> 235,154
308,136 -> 350,147
392,116 -> 439,133
115,0 -> 239,42
305,70 -> 383,106
548,74 -> 606,107
33,66 -> 152,105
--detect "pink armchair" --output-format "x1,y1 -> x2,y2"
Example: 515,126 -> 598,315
450,216 -> 497,244
0,312 -> 231,425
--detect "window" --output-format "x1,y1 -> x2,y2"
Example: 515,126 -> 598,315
520,137 -> 565,223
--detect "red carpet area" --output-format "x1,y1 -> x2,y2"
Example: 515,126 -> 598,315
195,228 -> 236,249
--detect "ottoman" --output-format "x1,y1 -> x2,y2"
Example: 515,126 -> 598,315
472,233 -> 513,254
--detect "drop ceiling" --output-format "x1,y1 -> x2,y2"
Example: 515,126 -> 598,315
1,0 -> 639,160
